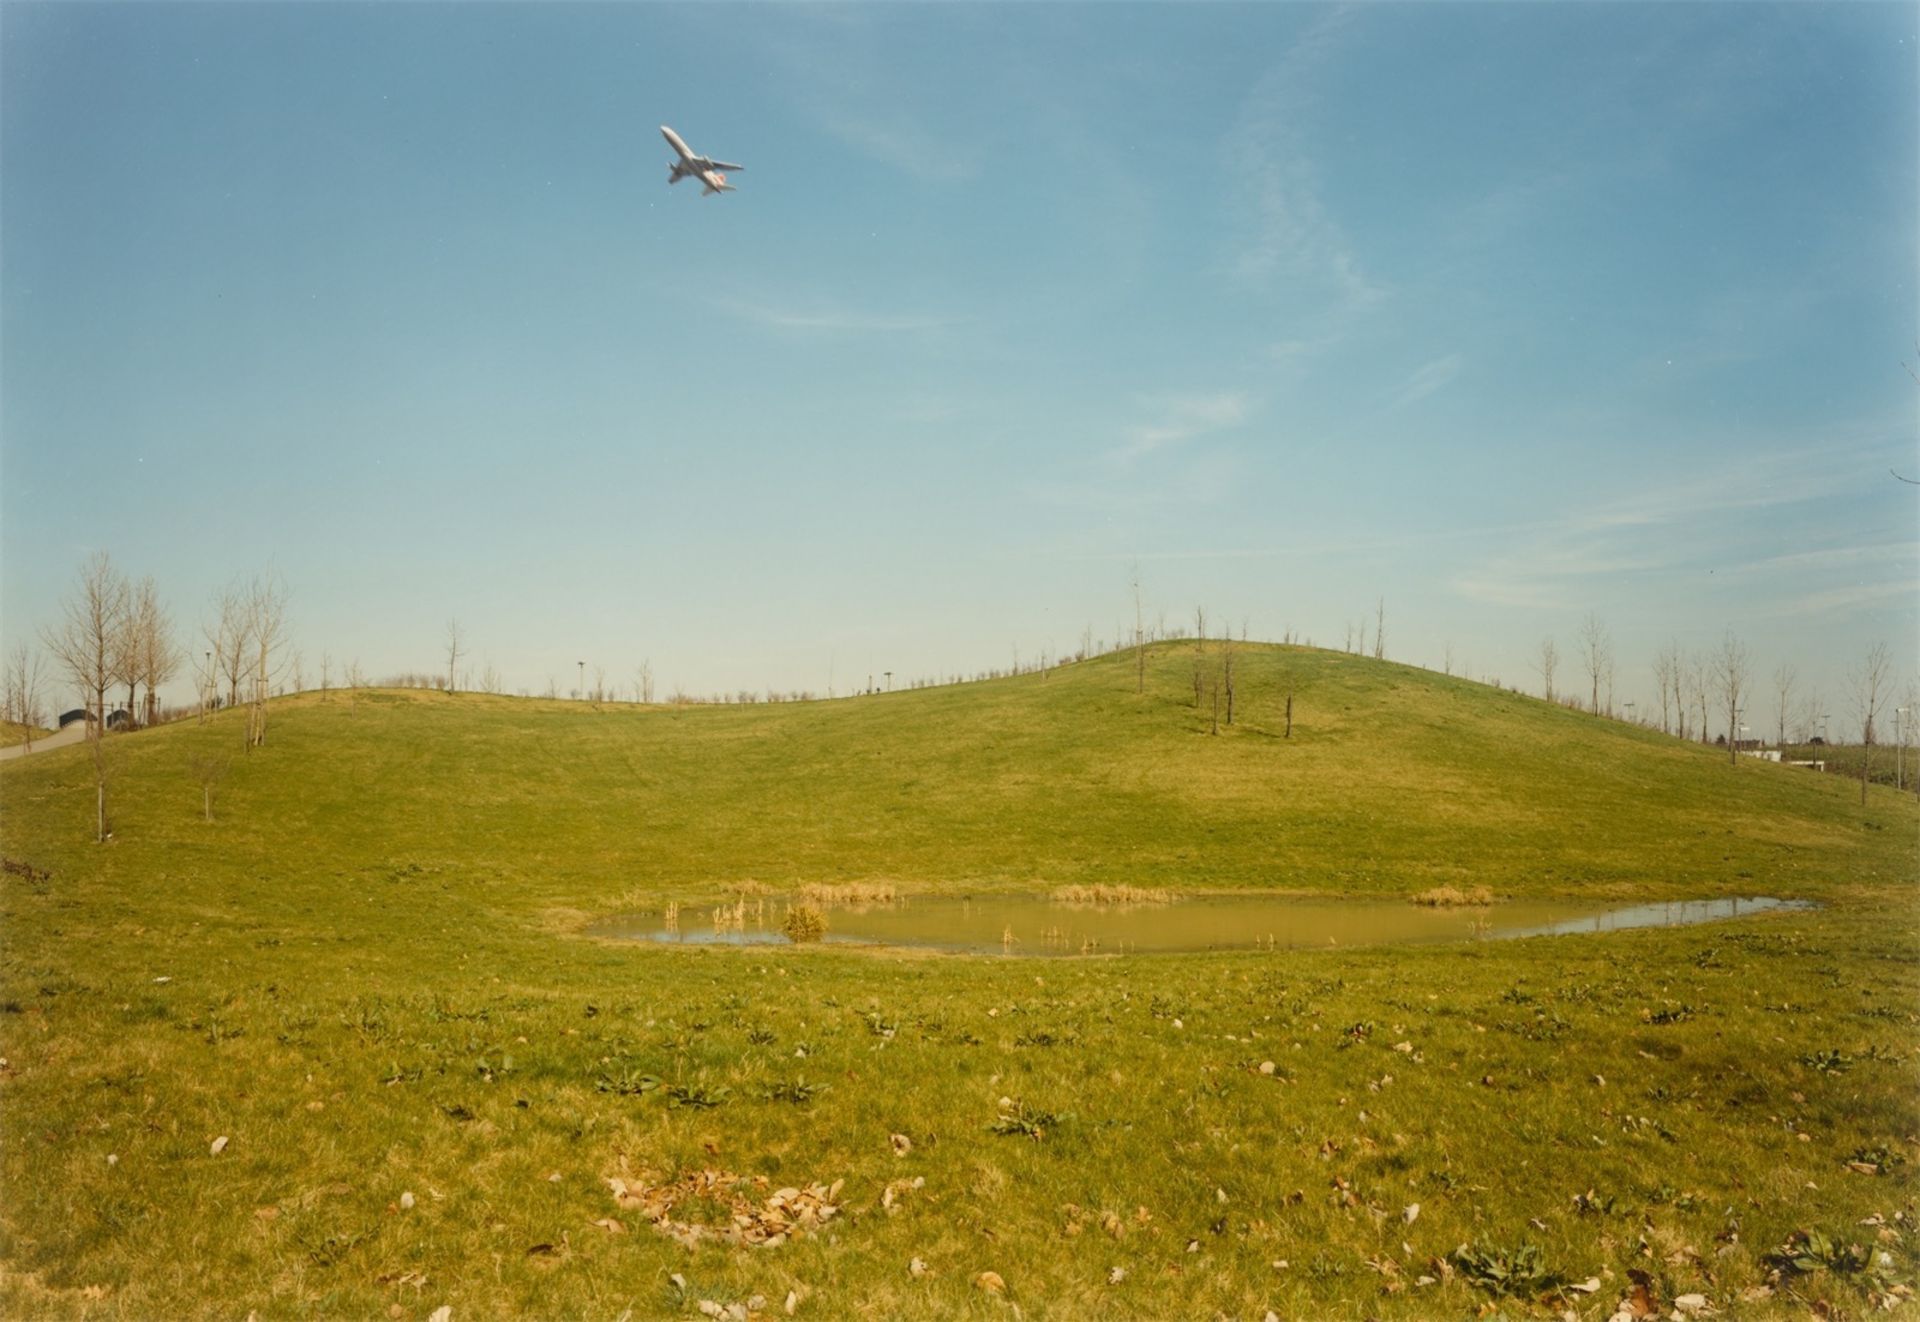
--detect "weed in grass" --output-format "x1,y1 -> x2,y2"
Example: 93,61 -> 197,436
595,1062 -> 661,1096
1801,1047 -> 1853,1073
759,1079 -> 828,1105
991,1099 -> 1067,1139
1450,1240 -> 1569,1300
665,1081 -> 731,1109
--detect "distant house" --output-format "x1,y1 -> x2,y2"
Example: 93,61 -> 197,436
105,709 -> 131,730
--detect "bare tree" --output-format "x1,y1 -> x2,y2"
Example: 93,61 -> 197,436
1686,652 -> 1711,744
3,645 -> 45,748
243,576 -> 290,749
1852,641 -> 1892,805
189,753 -> 229,823
1576,613 -> 1612,715
205,585 -> 251,709
1652,641 -> 1681,735
320,652 -> 332,702
1534,636 -> 1559,703
1771,663 -> 1796,751
1222,639 -> 1237,726
42,551 -> 129,734
1373,598 -> 1385,661
1712,633 -> 1750,765
1442,640 -> 1455,677
132,580 -> 181,728
445,619 -> 465,694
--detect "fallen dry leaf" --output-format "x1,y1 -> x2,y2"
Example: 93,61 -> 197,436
909,1256 -> 929,1278
591,1217 -> 625,1234
975,1270 -> 1006,1295
890,1133 -> 912,1157
210,1136 -> 229,1156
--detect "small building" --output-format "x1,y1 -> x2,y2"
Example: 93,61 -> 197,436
57,708 -> 90,729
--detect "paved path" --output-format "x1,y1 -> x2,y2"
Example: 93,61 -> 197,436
0,723 -> 88,762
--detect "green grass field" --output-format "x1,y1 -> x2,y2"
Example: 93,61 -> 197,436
2,643 -> 1916,1319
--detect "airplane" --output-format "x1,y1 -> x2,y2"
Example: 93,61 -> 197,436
661,125 -> 743,196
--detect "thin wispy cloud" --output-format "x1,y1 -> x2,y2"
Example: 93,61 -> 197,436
1389,353 -> 1466,408
1108,392 -> 1251,465
812,110 -> 979,185
1447,435 -> 1910,614
717,299 -> 949,335
1224,9 -> 1386,325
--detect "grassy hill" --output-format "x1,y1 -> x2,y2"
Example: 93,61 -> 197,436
2,644 -> 1915,1318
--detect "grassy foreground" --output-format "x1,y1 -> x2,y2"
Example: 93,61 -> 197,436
1,644 -> 1916,1319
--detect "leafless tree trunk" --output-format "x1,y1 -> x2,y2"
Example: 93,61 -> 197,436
1685,653 -> 1711,744
90,733 -> 113,842
1373,598 -> 1385,660
1576,613 -> 1611,715
1210,672 -> 1220,735
320,652 -> 332,702
1853,641 -> 1892,805
1713,633 -> 1750,765
445,618 -> 465,694
1442,640 -> 1454,677
1534,636 -> 1559,703
1222,643 -> 1236,726
637,660 -> 655,705
1285,694 -> 1293,739
1131,565 -> 1146,695
41,551 -> 129,736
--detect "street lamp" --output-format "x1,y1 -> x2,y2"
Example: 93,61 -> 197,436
884,670 -> 893,692
578,660 -> 585,702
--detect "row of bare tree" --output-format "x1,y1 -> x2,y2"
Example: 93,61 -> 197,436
37,552 -> 183,736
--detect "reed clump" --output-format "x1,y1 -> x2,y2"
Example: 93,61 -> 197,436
797,881 -> 898,905
1050,883 -> 1173,906
783,904 -> 828,943
1411,884 -> 1496,907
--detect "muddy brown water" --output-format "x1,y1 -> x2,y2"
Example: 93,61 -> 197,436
590,894 -> 1813,957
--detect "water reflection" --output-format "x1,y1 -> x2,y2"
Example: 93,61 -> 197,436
590,894 -> 1814,957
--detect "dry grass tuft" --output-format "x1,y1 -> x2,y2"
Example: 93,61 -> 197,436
1411,884 -> 1496,907
1050,883 -> 1174,906
797,881 -> 898,905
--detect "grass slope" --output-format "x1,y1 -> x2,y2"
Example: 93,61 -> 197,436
2,644 -> 1916,1319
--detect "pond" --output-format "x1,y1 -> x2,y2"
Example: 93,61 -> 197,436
589,893 -> 1814,957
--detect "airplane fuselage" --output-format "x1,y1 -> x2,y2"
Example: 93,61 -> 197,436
661,125 -> 741,196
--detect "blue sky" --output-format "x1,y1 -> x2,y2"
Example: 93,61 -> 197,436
3,2 -> 1915,727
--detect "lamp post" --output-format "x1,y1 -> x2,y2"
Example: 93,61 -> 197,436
1623,700 -> 1636,726
884,670 -> 893,693
578,660 -> 585,702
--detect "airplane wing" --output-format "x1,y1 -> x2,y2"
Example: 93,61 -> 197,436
707,160 -> 745,172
